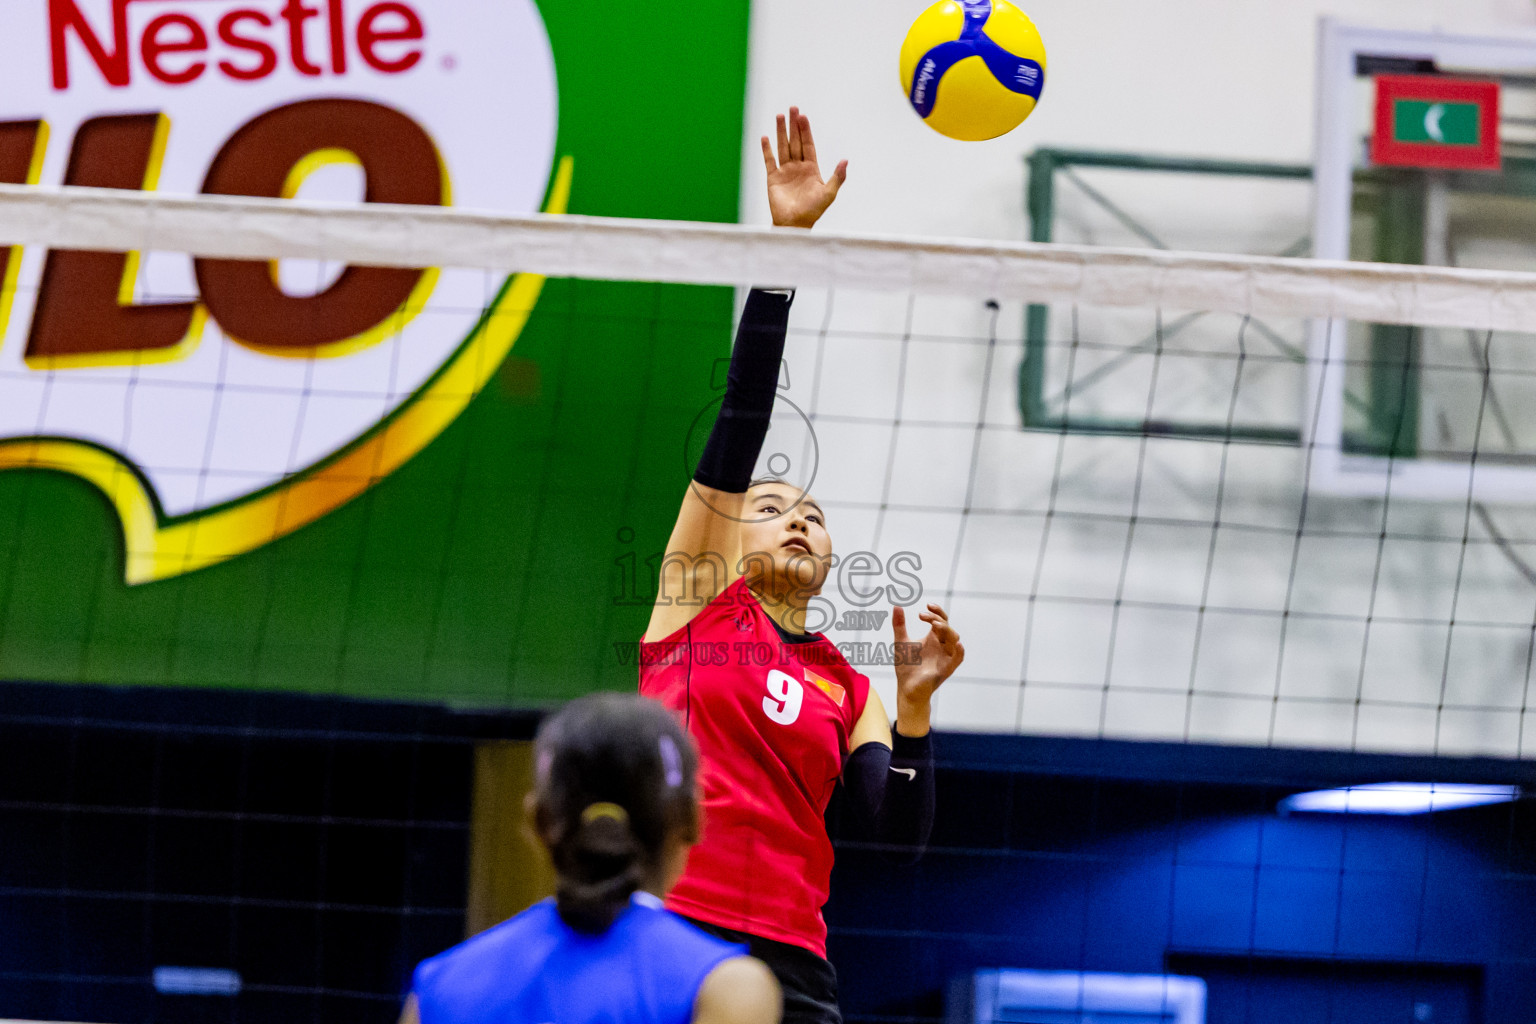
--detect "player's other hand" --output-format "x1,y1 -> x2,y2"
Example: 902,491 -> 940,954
762,106 -> 847,229
891,603 -> 964,730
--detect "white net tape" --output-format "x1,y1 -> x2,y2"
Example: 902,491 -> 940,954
2,183 -> 1536,331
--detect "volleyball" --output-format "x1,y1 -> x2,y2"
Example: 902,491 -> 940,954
899,0 -> 1047,141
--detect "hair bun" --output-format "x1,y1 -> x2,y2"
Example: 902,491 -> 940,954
532,693 -> 700,934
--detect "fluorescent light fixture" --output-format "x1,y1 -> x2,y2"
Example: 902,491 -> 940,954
152,966 -> 242,996
962,969 -> 1206,1024
1278,782 -> 1520,816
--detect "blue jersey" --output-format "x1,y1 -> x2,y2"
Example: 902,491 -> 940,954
412,893 -> 746,1024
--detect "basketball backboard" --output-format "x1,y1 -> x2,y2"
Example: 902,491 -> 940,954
1310,20 -> 1536,503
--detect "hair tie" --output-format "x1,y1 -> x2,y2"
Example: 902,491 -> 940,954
580,802 -> 629,825
658,735 -> 684,788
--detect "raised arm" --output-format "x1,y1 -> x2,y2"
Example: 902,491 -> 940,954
644,108 -> 847,642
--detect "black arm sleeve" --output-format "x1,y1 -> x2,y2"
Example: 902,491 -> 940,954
842,730 -> 936,863
692,288 -> 793,494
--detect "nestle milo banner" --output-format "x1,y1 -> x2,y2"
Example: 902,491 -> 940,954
0,0 -> 750,701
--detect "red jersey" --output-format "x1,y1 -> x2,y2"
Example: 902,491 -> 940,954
639,578 -> 870,957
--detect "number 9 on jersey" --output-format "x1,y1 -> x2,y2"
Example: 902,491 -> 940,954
762,669 -> 804,725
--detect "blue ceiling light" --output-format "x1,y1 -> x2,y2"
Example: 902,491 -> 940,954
152,967 -> 242,996
1278,782 -> 1521,816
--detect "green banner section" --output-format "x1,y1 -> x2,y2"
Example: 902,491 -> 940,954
1394,100 -> 1482,146
0,0 -> 751,707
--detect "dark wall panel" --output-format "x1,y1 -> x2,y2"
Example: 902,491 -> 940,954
826,739 -> 1536,1024
0,681 -> 535,1024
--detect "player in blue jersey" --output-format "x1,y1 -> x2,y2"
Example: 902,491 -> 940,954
400,694 -> 781,1024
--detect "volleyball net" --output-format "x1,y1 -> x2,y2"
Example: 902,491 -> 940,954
3,182 -> 1536,759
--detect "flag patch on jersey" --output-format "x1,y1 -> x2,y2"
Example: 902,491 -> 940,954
805,669 -> 845,707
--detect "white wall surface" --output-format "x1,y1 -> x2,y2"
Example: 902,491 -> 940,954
739,1 -> 1536,756
741,0 -> 1536,240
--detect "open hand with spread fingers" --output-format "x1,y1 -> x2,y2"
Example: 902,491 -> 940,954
891,603 -> 965,736
762,106 -> 848,229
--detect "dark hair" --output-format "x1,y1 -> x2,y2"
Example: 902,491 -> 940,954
532,693 -> 699,934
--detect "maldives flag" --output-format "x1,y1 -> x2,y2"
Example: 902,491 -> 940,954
1373,75 -> 1501,171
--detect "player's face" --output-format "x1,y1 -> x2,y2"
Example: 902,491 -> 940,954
741,483 -> 832,595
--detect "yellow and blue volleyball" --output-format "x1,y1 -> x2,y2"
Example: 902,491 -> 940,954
900,0 -> 1047,141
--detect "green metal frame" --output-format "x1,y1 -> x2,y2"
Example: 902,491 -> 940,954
1352,169 -> 1423,458
1021,148 -> 1312,444
1022,147 -> 1536,456
1346,153 -> 1536,458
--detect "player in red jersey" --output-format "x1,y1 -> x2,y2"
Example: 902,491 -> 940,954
639,107 -> 965,1024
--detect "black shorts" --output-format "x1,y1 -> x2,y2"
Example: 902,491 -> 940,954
682,917 -> 841,1024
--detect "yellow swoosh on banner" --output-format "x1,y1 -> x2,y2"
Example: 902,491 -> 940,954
0,156 -> 575,586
